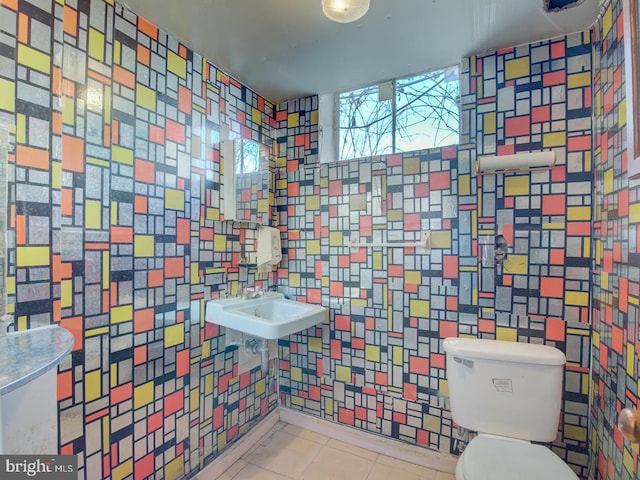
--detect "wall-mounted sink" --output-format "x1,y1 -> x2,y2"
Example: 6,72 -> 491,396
205,293 -> 326,339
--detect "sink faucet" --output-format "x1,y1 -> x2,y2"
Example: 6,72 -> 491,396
242,287 -> 264,300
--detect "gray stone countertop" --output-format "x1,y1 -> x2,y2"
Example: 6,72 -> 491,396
0,325 -> 74,395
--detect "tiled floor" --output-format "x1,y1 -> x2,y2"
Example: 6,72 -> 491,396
216,422 -> 456,480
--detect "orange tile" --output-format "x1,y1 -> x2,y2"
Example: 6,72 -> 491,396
165,257 -> 185,278
113,65 -> 135,89
177,218 -> 190,244
439,321 -> 458,338
16,145 -> 49,170
63,5 -> 78,36
57,370 -> 72,401
147,269 -> 164,288
505,115 -> 531,137
409,356 -> 429,375
135,158 -> 155,184
110,382 -> 132,404
137,16 -> 158,40
111,226 -> 133,244
540,277 -> 564,298
60,316 -> 83,351
178,85 -> 192,114
134,308 -> 154,333
442,255 -> 458,279
62,135 -> 85,173
134,195 -> 147,214
136,44 -> 150,66
18,13 -> 28,44
134,345 -> 147,366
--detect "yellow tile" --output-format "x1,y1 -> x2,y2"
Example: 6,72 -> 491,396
307,240 -> 321,255
0,79 -> 14,112
504,176 -> 529,196
288,113 -> 299,128
111,305 -> 132,324
404,157 -> 419,174
431,231 -> 452,249
543,132 -> 566,148
166,456 -> 184,480
325,397 -> 333,415
484,112 -> 496,135
165,324 -> 185,347
217,431 -> 227,450
257,198 -> 268,213
619,97 -> 627,127
568,72 -> 590,89
410,299 -> 430,318
503,255 -> 528,275
17,247 -> 50,267
603,168 -> 613,195
136,83 -> 157,111
329,231 -> 343,247
505,57 -> 529,80
52,161 -> 62,189
583,237 -> 590,258
291,367 -> 303,382
205,372 -> 213,395
496,327 -> 517,342
88,28 -> 105,62
111,364 -> 118,387
405,271 -> 421,284
16,113 -> 25,144
602,3 -> 612,38
565,291 -> 589,306
601,271 -> 609,291
623,449 -> 634,477
134,235 -> 155,257
102,416 -> 110,454
255,378 -> 266,396
191,261 -> 200,285
423,414 -> 441,432
335,365 -> 351,382
366,345 -> 380,362
459,174 -> 470,196
289,273 -> 301,287
213,234 -> 226,251
306,195 -> 320,210
627,344 -> 635,378
85,370 -> 101,402
311,110 -> 319,124
629,203 -> 640,223
112,459 -> 133,480
252,107 -> 262,123
18,44 -> 50,74
373,251 -> 383,270
61,279 -> 72,308
167,50 -> 187,78
564,425 -> 587,442
99,250 -> 108,289
388,210 -> 403,221
112,145 -> 133,165
62,97 -> 75,125
85,199 -> 102,229
165,188 -> 185,211
567,206 -> 591,221
104,85 -> 112,124
309,337 -> 322,353
190,388 -> 199,412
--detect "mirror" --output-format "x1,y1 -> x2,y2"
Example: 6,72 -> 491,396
221,138 -> 272,225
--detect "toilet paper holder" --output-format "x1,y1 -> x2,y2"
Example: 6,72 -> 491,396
618,407 -> 640,443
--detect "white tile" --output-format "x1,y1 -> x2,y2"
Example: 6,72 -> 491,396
300,445 -> 374,480
215,459 -> 249,480
246,430 -> 323,478
325,438 -> 379,461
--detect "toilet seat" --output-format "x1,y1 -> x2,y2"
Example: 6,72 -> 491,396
458,435 -> 578,480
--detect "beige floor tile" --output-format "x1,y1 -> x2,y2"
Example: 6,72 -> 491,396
245,430 -> 323,478
216,459 -> 249,480
229,464 -> 295,480
325,438 -> 379,461
375,455 -> 438,479
299,445 -> 375,480
367,462 -> 438,480
282,424 -> 330,445
435,472 -> 455,480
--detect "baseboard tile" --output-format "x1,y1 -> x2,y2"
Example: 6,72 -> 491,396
279,407 -> 457,474
195,409 -> 280,479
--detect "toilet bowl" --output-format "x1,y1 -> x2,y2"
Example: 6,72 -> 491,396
455,435 -> 577,480
443,337 -> 579,480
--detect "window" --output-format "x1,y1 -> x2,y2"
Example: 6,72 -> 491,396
338,66 -> 459,161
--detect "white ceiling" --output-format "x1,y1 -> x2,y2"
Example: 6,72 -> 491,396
121,0 -> 602,103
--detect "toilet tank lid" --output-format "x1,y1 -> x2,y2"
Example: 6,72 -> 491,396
443,338 -> 566,365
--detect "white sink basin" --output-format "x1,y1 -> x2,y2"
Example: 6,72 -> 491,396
205,293 -> 326,339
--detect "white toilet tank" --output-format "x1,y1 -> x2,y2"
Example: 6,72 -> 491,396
444,337 -> 566,442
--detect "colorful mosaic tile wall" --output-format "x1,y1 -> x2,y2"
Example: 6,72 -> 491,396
0,0 -> 278,478
276,33 -> 594,478
592,0 -> 640,478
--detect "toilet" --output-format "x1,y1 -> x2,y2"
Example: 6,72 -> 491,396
443,337 -> 579,480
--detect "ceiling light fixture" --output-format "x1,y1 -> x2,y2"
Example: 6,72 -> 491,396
322,0 -> 370,23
